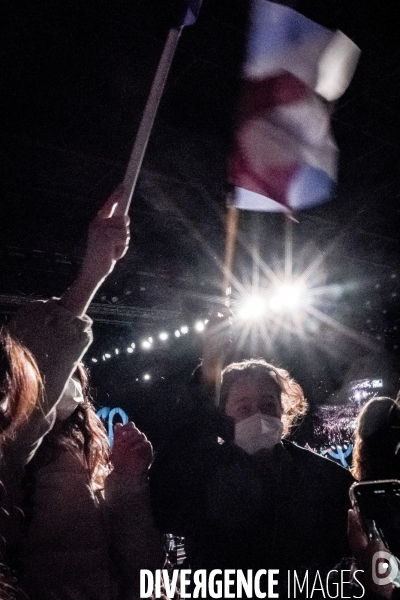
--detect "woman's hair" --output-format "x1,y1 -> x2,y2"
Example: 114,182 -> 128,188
220,359 -> 308,436
29,364 -> 110,490
0,328 -> 42,445
351,396 -> 400,481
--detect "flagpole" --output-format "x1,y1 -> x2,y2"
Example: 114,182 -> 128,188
212,200 -> 239,406
222,203 -> 239,306
119,27 -> 183,215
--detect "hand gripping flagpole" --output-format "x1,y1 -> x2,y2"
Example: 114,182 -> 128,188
118,27 -> 183,216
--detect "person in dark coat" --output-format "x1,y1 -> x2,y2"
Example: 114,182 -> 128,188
150,339 -> 354,597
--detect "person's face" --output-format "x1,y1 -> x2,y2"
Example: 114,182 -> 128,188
224,375 -> 282,424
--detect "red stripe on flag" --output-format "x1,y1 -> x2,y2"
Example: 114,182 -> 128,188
229,151 -> 297,208
237,72 -> 310,118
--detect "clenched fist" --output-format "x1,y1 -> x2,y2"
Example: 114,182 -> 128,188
111,421 -> 153,477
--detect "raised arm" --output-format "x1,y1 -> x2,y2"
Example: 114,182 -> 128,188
200,308 -> 232,389
105,422 -> 165,599
60,186 -> 129,317
1,188 -> 130,560
8,186 -> 130,457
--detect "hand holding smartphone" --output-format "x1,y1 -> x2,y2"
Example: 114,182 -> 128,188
350,480 -> 400,591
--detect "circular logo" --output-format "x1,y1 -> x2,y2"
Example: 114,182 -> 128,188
372,551 -> 399,586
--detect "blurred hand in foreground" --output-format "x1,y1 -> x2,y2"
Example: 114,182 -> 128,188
112,421 -> 153,477
348,508 -> 395,599
81,186 -> 130,282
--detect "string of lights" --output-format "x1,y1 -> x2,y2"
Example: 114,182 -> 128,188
87,267 -> 400,375
88,319 -> 208,368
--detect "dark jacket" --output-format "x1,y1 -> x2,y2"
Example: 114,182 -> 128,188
150,367 -> 354,589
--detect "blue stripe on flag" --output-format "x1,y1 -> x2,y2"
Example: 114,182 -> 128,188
288,164 -> 336,210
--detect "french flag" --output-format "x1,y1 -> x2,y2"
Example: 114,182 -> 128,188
228,0 -> 360,213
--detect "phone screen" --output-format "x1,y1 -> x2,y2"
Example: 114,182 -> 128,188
352,480 -> 400,559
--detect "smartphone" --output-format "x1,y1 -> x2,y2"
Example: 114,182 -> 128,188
350,479 -> 400,560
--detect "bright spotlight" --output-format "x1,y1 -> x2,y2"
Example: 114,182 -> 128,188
131,342 -> 136,349
159,332 -> 169,341
105,353 -> 111,359
127,347 -> 134,354
269,281 -> 306,312
239,295 -> 267,320
175,330 -> 181,338
141,340 -> 151,350
143,373 -> 151,381
115,348 -> 119,355
91,358 -> 98,363
195,321 -> 205,332
180,326 -> 189,334
148,336 -> 153,343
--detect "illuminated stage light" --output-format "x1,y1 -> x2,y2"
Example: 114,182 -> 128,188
91,358 -> 98,363
239,295 -> 267,320
180,326 -> 189,334
105,353 -> 111,359
131,342 -> 136,349
269,282 -> 306,312
195,321 -> 205,332
175,330 -> 181,337
115,349 -> 119,355
159,332 -> 169,341
127,347 -> 134,354
141,340 -> 152,350
372,379 -> 383,388
143,373 -> 151,381
148,336 -> 153,343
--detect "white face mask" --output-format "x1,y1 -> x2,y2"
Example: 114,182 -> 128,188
56,377 -> 84,421
234,412 -> 283,454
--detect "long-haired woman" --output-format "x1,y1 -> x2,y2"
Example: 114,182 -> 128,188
23,363 -> 163,600
351,396 -> 400,481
